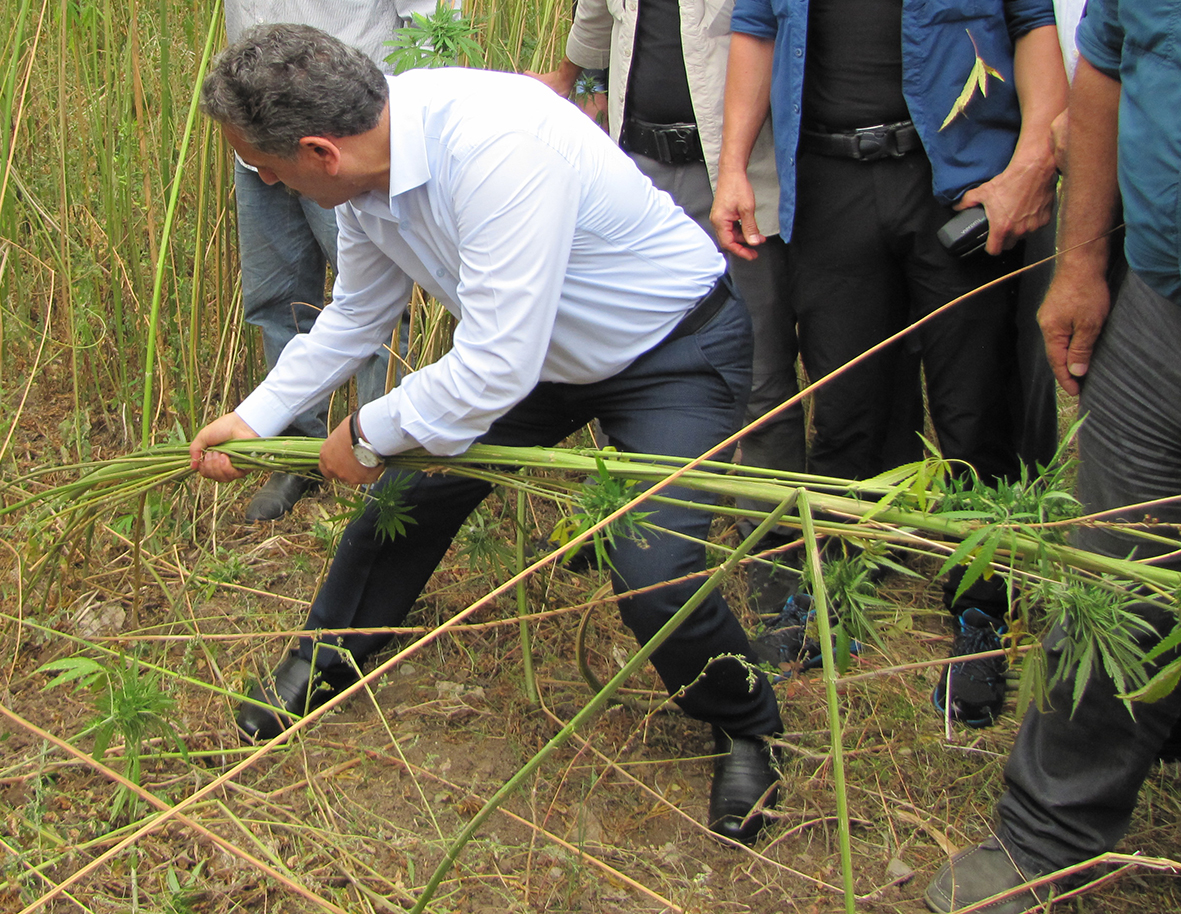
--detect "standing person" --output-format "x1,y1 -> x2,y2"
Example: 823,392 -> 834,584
711,0 -> 1067,724
192,25 -> 784,845
529,0 -> 807,604
924,1 -> 1181,910
227,0 -> 437,522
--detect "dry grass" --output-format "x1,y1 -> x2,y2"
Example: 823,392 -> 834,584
2,418 -> 1180,913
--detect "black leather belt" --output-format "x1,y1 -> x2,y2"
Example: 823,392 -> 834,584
798,119 -> 921,162
666,273 -> 733,343
622,116 -> 705,166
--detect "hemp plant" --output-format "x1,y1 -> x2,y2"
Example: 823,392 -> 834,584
37,654 -> 188,817
549,455 -> 652,572
383,1 -> 485,74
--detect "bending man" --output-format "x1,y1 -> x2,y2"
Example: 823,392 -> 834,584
191,24 -> 783,845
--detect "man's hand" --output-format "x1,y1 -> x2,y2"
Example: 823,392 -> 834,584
712,33 -> 774,260
710,169 -> 764,260
1037,267 -> 1111,396
320,414 -> 384,486
957,24 -> 1066,255
190,412 -> 260,481
956,152 -> 1057,255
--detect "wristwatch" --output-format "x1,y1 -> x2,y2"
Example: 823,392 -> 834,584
349,411 -> 384,469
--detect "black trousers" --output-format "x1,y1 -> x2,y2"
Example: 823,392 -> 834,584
789,149 -> 1022,484
296,295 -> 783,738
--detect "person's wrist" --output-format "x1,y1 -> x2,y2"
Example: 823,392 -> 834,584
349,411 -> 384,469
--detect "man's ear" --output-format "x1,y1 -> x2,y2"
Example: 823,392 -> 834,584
298,136 -> 343,175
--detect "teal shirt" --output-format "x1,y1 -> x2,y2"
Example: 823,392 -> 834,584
1077,0 -> 1181,303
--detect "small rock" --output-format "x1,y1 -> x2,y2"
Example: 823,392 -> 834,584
74,600 -> 125,638
886,856 -> 914,883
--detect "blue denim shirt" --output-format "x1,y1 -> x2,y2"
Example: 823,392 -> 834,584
1076,0 -> 1181,302
730,0 -> 1057,238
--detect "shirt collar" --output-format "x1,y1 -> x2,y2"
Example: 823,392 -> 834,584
385,75 -> 432,200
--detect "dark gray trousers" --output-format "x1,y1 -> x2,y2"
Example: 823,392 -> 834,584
998,270 -> 1181,875
789,149 -> 1023,483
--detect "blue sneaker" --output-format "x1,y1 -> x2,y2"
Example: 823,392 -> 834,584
932,607 -> 1007,727
752,594 -> 858,677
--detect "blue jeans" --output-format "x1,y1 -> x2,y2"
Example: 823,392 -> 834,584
235,162 -> 389,437
297,292 -> 783,737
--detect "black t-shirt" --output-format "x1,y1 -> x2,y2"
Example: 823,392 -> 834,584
626,0 -> 696,124
802,0 -> 910,130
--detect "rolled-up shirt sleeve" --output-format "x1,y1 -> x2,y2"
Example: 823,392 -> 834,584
356,132 -> 581,457
730,0 -> 777,39
1075,0 -> 1124,78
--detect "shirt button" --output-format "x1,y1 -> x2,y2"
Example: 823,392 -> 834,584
436,268 -> 445,278
793,104 -> 800,113
794,48 -> 802,58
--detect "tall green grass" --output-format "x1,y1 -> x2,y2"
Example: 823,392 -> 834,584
0,0 -> 248,464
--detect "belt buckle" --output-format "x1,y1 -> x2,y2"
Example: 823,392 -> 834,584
655,124 -> 697,165
853,124 -> 891,162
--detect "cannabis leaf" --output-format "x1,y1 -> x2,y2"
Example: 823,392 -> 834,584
383,1 -> 485,75
940,29 -> 1005,131
549,456 -> 651,572
335,473 -> 418,543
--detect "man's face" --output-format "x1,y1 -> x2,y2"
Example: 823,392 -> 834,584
223,126 -> 353,208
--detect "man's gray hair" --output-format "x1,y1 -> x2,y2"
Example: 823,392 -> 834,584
201,24 -> 388,157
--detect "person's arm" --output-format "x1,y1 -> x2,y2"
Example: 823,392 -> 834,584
956,24 -> 1068,254
353,132 -> 582,463
529,55 -> 584,98
529,0 -> 611,93
709,33 -> 774,260
1036,55 -> 1121,396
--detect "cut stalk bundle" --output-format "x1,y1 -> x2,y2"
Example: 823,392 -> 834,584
5,438 -> 1180,598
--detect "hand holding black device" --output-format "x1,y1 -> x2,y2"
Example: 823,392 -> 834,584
938,206 -> 989,258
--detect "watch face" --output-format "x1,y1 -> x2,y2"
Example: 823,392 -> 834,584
352,444 -> 383,469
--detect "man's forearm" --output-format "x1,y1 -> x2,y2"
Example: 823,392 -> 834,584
711,33 -> 775,253
716,34 -> 774,179
1010,25 -> 1068,183
1055,56 -> 1121,277
1035,55 -> 1121,395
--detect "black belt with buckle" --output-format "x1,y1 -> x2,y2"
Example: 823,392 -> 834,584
622,116 -> 705,166
666,273 -> 733,343
798,119 -> 921,162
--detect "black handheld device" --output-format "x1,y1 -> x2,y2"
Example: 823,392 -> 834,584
937,206 -> 989,258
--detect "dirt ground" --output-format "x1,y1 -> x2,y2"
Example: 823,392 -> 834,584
2,406 -> 1181,913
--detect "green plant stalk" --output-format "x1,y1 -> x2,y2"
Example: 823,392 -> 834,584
799,490 -> 855,913
138,0 -> 222,448
8,440 -> 1181,596
408,494 -> 798,914
516,485 -> 538,705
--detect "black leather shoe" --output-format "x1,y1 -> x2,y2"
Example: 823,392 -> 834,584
245,472 -> 321,523
235,655 -> 354,743
708,728 -> 778,845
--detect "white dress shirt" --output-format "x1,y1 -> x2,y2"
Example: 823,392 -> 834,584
236,68 -> 725,457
